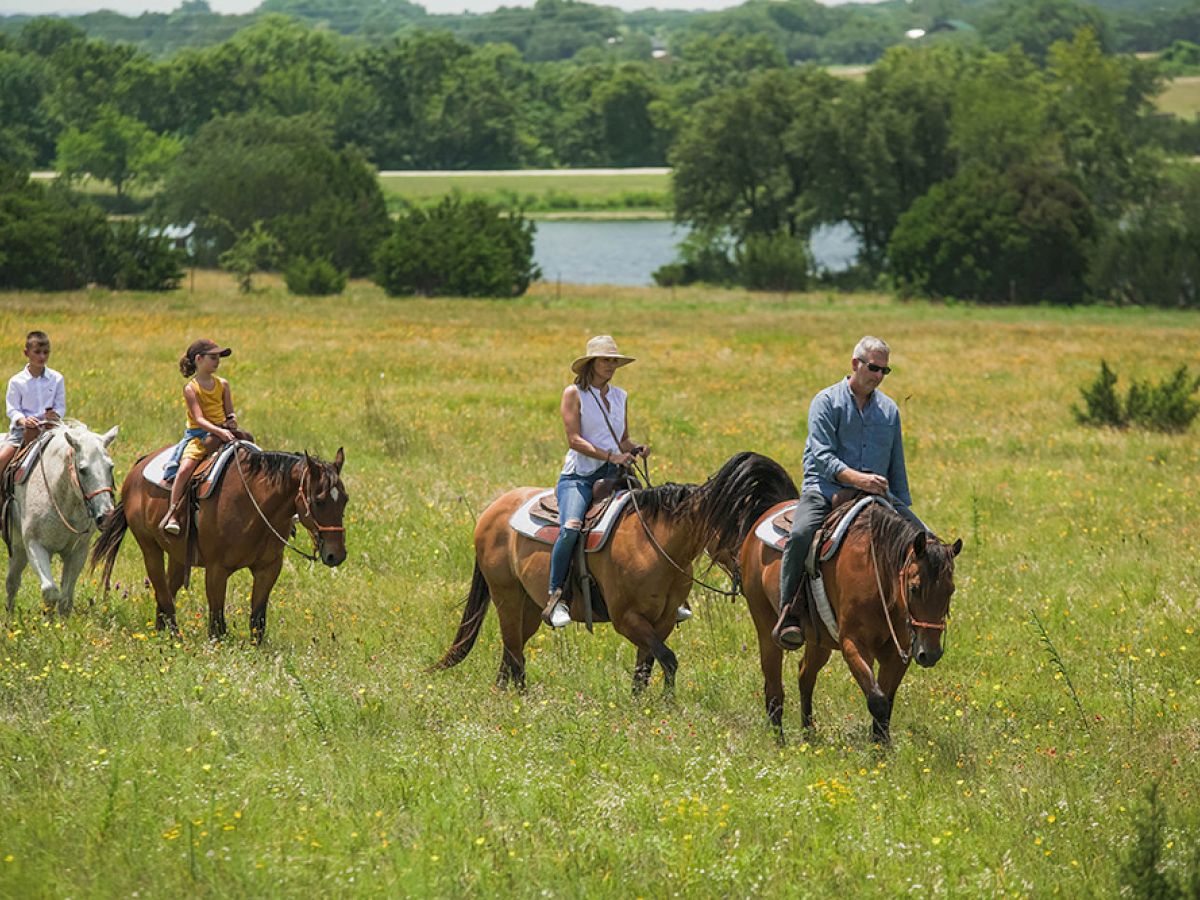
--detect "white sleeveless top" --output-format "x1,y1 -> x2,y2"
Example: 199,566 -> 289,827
561,384 -> 626,476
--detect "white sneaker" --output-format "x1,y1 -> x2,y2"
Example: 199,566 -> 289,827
676,606 -> 692,623
542,597 -> 571,629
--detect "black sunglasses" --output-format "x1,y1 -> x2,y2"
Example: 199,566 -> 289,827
856,358 -> 892,375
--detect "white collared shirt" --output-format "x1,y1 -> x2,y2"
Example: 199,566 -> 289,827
6,365 -> 66,426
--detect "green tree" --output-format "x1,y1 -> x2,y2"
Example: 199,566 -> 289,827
979,0 -> 1111,63
889,164 -> 1096,304
218,221 -> 281,293
157,112 -> 388,275
55,105 -> 181,197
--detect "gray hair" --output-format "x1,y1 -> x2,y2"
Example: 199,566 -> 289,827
853,335 -> 890,360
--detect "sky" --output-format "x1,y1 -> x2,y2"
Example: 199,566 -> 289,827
0,0 -> 800,15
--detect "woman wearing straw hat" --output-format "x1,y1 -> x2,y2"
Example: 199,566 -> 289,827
543,335 -> 689,629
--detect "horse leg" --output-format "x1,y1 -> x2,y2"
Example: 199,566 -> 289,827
493,587 -> 533,690
748,597 -> 786,738
841,640 -> 890,744
875,647 -> 910,741
204,565 -> 231,640
6,540 -> 27,613
798,641 -> 832,732
614,612 -> 677,694
248,556 -> 283,646
24,540 -> 60,615
632,648 -> 654,694
56,539 -> 89,616
135,535 -> 177,632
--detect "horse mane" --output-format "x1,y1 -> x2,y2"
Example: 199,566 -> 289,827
628,481 -> 700,521
240,450 -> 304,483
696,451 -> 799,557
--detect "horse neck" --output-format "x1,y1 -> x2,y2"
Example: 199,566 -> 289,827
236,457 -> 302,522
638,498 -> 709,566
39,437 -> 85,515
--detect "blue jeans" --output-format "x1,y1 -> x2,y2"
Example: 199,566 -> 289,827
548,462 -> 617,594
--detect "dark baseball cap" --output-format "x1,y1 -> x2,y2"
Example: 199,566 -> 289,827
187,339 -> 232,359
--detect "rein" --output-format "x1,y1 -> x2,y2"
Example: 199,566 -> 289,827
37,443 -> 112,535
232,449 -> 327,562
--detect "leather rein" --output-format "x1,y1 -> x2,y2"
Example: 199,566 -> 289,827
868,533 -> 947,666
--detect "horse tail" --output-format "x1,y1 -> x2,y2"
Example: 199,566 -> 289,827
429,558 -> 491,671
89,503 -> 127,590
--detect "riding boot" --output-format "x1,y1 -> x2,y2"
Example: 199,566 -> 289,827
773,523 -> 807,651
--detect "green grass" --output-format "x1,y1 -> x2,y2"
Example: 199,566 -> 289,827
378,171 -> 672,215
1,276 -> 1199,896
1156,75 -> 1200,119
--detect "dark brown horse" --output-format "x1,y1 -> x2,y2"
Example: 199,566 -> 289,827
91,445 -> 348,641
739,465 -> 962,743
433,452 -> 793,692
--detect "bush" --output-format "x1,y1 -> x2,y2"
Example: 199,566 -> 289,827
1119,782 -> 1200,899
373,196 -> 539,298
218,222 -> 281,294
735,231 -> 810,291
1073,360 -> 1126,427
1074,361 -> 1200,432
889,164 -> 1096,304
652,227 -> 736,287
285,256 -> 348,297
95,221 -> 185,291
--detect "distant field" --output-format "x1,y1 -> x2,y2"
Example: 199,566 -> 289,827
378,169 -> 672,214
1156,75 -> 1200,119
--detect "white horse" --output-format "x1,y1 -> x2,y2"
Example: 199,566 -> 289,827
5,420 -> 118,616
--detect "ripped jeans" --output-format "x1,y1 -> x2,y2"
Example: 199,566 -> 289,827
547,462 -> 618,594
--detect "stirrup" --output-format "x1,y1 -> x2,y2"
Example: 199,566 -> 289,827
771,603 -> 805,651
160,515 -> 181,536
675,606 -> 692,623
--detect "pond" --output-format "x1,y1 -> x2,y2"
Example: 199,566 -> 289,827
532,219 -> 860,287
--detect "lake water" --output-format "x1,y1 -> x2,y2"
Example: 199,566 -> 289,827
533,219 -> 860,287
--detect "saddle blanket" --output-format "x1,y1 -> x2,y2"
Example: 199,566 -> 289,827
142,440 -> 262,494
13,431 -> 54,486
509,489 -> 633,551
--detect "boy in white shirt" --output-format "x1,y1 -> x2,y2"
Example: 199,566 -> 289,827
0,331 -> 65,471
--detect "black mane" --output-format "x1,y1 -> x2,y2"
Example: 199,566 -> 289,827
240,449 -> 303,483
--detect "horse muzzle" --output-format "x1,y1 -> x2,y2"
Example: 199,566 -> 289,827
912,639 -> 943,668
318,536 -> 347,568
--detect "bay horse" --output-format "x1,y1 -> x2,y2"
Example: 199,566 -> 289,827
740,474 -> 962,743
91,444 -> 347,641
433,451 -> 796,693
5,420 -> 118,616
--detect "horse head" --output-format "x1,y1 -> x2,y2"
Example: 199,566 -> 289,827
298,447 -> 348,567
59,422 -> 119,526
903,531 -> 963,668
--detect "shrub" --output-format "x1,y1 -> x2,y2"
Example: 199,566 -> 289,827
95,221 -> 185,291
285,256 -> 348,297
219,222 -> 281,294
1073,359 -> 1126,427
1119,782 -> 1200,899
735,231 -> 810,291
1126,365 -> 1200,433
652,227 -> 736,287
373,196 -> 539,298
1074,361 -> 1200,433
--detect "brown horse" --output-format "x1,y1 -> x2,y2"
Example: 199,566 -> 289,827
91,444 -> 348,641
433,452 -> 794,692
739,469 -> 962,743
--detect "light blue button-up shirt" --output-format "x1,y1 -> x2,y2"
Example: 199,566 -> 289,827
801,377 -> 913,507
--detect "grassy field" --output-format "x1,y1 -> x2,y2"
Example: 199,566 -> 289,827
378,171 -> 672,216
1,276 -> 1198,896
1156,75 -> 1200,119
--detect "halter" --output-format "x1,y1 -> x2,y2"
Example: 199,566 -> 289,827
38,441 -> 114,535
233,449 -> 342,562
870,538 -> 949,666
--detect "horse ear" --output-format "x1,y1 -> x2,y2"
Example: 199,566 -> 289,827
951,537 -> 963,557
333,447 -> 344,474
63,429 -> 80,451
101,426 -> 118,448
912,531 -> 927,557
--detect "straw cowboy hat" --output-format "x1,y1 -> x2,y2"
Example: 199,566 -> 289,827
571,335 -> 637,375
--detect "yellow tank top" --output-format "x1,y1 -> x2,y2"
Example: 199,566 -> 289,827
186,377 -> 227,429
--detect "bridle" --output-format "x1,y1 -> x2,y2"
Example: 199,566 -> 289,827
38,440 -> 114,535
870,539 -> 949,665
233,449 -> 343,562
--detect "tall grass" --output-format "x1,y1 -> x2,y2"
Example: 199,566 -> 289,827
0,276 -> 1197,896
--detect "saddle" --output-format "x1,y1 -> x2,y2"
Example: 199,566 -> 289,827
1,431 -> 56,553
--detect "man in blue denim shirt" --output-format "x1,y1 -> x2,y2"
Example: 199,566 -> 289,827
773,335 -> 927,650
